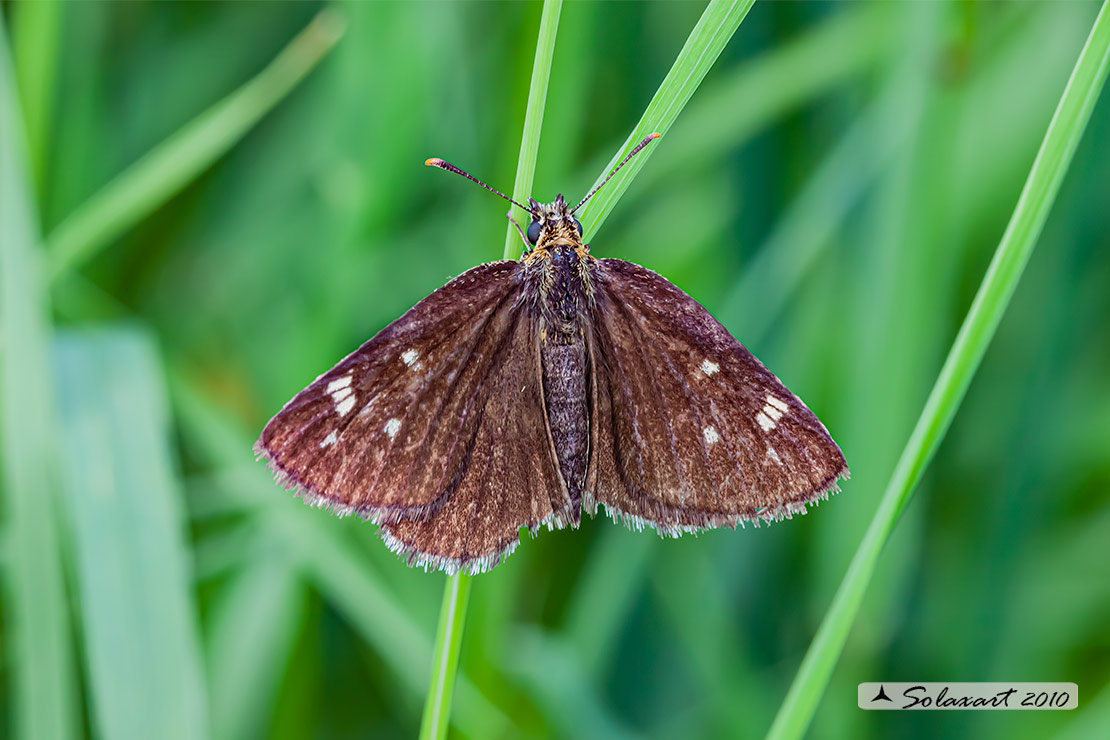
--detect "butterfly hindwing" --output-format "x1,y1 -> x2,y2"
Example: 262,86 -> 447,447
257,261 -> 554,525
587,258 -> 848,533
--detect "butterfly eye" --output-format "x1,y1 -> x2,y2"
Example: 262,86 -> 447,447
573,218 -> 583,237
527,220 -> 542,245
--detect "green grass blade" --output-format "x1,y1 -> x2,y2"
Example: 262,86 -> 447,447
504,0 -> 563,257
419,574 -> 474,740
766,3 -> 1110,738
1054,677 -> 1110,740
9,0 -> 62,193
422,2 -> 563,738
635,3 -> 893,196
52,327 -> 209,740
44,9 -> 345,283
0,18 -> 80,740
577,0 -> 755,240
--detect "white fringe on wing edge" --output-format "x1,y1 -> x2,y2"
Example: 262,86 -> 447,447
257,436 -> 847,574
377,505 -> 579,576
581,467 -> 848,538
252,439 -> 444,526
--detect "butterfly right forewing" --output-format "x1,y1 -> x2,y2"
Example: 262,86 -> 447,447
586,258 -> 848,533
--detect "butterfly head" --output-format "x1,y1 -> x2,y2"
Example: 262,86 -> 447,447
525,195 -> 583,249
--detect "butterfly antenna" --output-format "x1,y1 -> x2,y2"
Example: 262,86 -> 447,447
425,158 -> 536,215
571,132 -> 661,214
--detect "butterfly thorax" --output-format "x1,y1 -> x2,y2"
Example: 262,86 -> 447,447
522,194 -> 596,337
521,199 -> 594,517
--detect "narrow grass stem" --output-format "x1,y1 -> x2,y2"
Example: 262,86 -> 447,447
418,573 -> 473,740
766,3 -> 1110,738
9,0 -> 61,194
505,0 -> 563,258
420,3 -> 563,737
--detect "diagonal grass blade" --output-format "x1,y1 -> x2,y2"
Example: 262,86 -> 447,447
766,2 -> 1110,738
577,0 -> 755,240
44,9 -> 344,283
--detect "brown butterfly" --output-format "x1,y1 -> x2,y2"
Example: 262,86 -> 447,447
255,134 -> 848,574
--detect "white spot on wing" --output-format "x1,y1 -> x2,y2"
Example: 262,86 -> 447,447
700,359 -> 719,376
766,394 -> 788,412
761,395 -> 787,423
326,376 -> 351,393
766,446 -> 782,464
336,395 -> 356,417
384,418 -> 400,438
756,412 -> 776,431
330,375 -> 355,413
320,430 -> 338,448
402,349 -> 419,366
703,426 -> 720,445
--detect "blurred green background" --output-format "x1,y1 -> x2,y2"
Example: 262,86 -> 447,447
2,2 -> 1108,739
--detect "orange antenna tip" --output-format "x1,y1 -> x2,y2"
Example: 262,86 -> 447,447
648,132 -> 662,139
423,156 -> 534,213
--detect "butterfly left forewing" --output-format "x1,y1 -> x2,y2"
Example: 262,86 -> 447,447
587,258 -> 848,533
256,260 -> 531,523
259,258 -> 570,574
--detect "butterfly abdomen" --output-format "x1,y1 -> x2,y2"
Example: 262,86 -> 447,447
541,341 -> 587,515
535,245 -> 590,519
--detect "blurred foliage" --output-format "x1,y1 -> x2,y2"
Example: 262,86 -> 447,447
1,2 -> 1108,740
